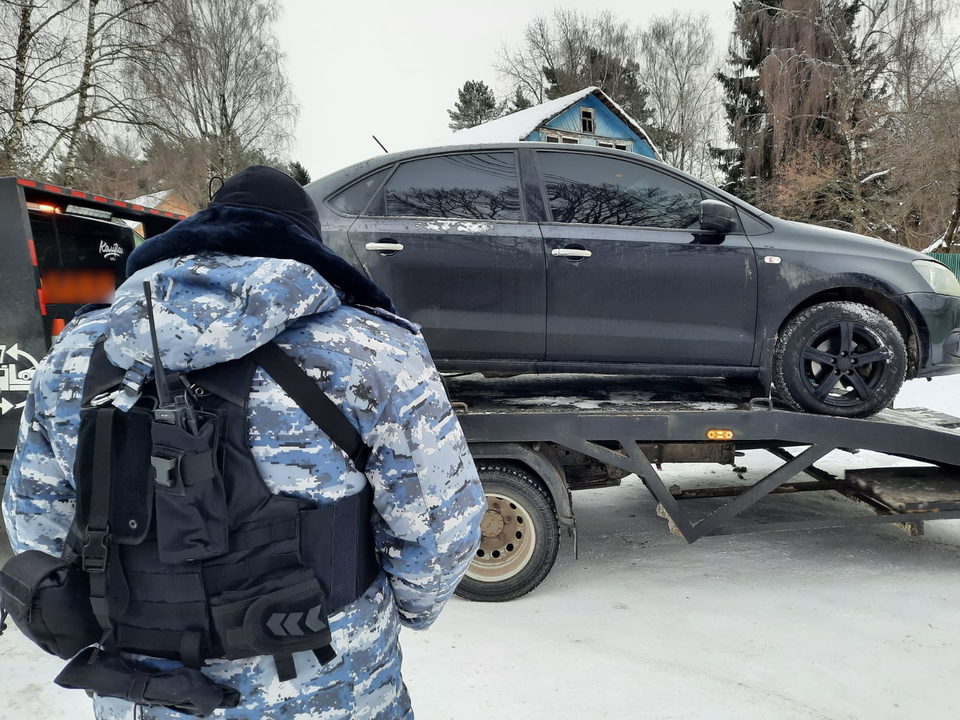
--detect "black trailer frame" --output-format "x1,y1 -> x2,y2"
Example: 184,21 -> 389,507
449,375 -> 960,544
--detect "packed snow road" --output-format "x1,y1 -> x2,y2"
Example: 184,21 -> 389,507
2,377 -> 959,719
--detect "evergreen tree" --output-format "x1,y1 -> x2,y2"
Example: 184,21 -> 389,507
289,160 -> 311,186
448,81 -> 503,130
508,88 -> 533,113
713,0 -> 782,200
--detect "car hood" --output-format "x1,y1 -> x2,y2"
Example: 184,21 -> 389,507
769,217 -> 927,262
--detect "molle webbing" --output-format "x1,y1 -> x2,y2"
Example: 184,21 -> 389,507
67,338 -> 380,671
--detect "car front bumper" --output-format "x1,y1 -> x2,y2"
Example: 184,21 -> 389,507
905,292 -> 960,377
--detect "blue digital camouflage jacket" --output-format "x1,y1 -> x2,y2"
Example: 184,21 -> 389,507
2,252 -> 486,719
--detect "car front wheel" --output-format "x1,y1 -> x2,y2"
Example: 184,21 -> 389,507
773,301 -> 907,418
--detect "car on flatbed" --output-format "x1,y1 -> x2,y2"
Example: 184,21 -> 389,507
305,143 -> 960,418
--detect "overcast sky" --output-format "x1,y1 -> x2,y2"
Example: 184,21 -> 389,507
275,0 -> 736,179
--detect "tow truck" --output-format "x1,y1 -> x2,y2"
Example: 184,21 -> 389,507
0,177 -> 183,473
2,181 -> 958,606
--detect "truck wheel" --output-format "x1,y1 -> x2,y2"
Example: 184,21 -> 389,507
456,463 -> 560,602
773,301 -> 906,418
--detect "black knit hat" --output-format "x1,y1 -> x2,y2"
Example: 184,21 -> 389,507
209,165 -> 322,241
127,165 -> 396,312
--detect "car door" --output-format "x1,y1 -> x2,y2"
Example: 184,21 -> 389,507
535,150 -> 758,367
346,151 -> 546,362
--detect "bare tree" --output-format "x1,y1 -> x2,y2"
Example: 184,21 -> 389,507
639,11 -> 719,177
0,0 -> 79,174
496,9 -> 653,127
1,0 -> 162,182
858,0 -> 960,249
132,0 -> 297,190
55,0 -> 161,185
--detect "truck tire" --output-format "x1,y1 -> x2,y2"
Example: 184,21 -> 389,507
773,301 -> 906,418
455,463 -> 560,602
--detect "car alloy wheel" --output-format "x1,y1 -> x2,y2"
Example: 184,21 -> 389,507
800,320 -> 889,407
773,301 -> 907,418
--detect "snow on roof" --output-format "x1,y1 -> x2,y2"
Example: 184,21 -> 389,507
442,86 -> 660,158
129,189 -> 171,208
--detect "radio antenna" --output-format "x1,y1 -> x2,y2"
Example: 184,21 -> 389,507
143,280 -> 171,407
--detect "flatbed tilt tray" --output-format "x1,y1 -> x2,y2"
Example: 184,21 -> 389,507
447,374 -> 960,602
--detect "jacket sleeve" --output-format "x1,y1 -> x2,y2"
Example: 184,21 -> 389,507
364,335 -> 485,630
1,389 -> 76,557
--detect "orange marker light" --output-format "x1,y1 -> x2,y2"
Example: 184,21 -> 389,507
26,202 -> 61,213
706,429 -> 735,441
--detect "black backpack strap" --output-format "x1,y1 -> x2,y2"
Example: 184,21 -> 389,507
251,343 -> 372,472
82,407 -> 116,647
81,339 -> 125,405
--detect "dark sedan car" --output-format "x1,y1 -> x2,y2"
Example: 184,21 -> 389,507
305,143 -> 960,417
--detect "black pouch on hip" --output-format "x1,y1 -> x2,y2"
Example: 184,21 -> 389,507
0,549 -> 101,659
55,647 -> 241,717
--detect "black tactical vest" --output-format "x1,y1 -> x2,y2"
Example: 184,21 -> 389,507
61,338 -> 380,683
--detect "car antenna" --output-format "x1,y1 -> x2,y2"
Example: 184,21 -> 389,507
372,135 -> 389,154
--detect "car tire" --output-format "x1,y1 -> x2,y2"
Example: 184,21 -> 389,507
455,463 -> 560,602
773,301 -> 906,418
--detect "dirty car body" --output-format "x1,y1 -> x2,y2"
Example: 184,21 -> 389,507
305,143 -> 960,417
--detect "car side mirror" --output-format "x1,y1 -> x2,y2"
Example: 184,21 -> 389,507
699,199 -> 737,236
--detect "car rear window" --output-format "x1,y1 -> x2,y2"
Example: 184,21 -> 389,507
537,151 -> 703,229
383,152 -> 522,220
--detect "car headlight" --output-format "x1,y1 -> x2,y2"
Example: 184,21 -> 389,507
912,260 -> 960,297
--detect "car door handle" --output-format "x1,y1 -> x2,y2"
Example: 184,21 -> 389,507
551,248 -> 592,259
365,242 -> 405,252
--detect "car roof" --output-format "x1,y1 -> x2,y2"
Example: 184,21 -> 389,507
305,142 -> 768,219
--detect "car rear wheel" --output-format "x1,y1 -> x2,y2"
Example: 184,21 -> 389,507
773,301 -> 906,418
455,463 -> 560,602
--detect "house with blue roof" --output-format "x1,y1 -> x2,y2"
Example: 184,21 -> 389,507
447,86 -> 660,159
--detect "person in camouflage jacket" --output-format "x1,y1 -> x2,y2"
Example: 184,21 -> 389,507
2,166 -> 486,719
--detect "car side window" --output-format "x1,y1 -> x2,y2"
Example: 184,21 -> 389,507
383,152 -> 522,221
328,168 -> 390,216
537,151 -> 703,229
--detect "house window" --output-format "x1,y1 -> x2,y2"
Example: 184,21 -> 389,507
561,137 -> 579,144
580,108 -> 595,134
545,135 -> 560,143
615,143 -> 631,152
597,141 -> 614,149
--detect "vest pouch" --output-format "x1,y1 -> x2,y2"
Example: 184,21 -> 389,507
0,550 -> 101,659
55,646 -> 241,717
210,572 -> 332,660
152,414 -> 228,563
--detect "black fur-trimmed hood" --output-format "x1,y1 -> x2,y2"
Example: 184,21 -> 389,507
127,205 -> 394,312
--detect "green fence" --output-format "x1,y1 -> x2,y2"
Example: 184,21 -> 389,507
930,252 -> 960,278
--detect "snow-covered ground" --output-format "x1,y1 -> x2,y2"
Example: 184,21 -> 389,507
3,376 -> 959,719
